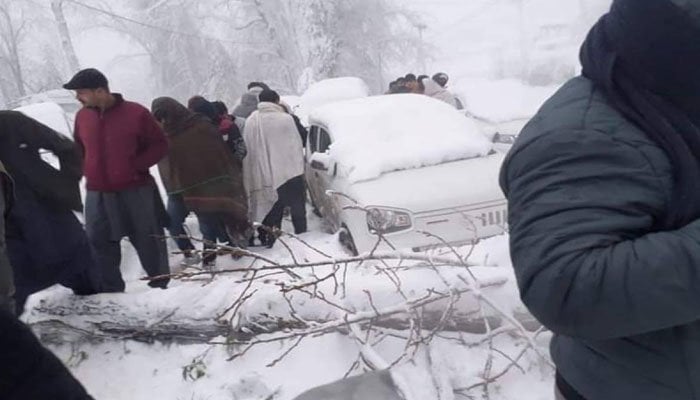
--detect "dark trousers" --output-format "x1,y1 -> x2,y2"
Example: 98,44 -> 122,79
166,194 -> 196,252
85,185 -> 169,292
9,236 -> 96,315
166,194 -> 231,263
6,184 -> 99,314
262,175 -> 307,234
198,212 -> 230,264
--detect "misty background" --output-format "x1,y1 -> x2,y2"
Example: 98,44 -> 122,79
0,0 -> 611,109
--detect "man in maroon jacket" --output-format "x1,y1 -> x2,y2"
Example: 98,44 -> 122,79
64,68 -> 170,292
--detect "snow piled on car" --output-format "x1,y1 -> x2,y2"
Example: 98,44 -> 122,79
296,77 -> 370,125
310,94 -> 493,182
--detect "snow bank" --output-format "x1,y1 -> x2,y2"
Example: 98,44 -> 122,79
310,94 -> 493,182
455,79 -> 559,122
14,102 -> 74,138
24,222 -> 548,400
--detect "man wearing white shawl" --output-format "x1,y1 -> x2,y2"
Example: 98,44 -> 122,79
242,90 -> 306,247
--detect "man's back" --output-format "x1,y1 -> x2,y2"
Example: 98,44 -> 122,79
242,101 -> 304,223
244,102 -> 303,180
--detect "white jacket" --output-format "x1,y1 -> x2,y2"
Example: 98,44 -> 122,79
423,79 -> 458,108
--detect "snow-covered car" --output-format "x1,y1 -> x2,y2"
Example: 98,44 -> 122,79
13,102 -> 75,171
295,77 -> 370,126
454,79 -> 559,153
9,89 -> 81,118
469,113 -> 529,154
13,102 -> 74,139
305,94 -> 507,255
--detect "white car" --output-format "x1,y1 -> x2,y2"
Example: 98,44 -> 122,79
305,94 -> 507,255
13,102 -> 74,139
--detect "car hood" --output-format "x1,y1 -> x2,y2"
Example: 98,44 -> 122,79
345,152 -> 505,213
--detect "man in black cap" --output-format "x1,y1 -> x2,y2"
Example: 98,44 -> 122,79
501,1 -> 700,399
64,68 -> 170,292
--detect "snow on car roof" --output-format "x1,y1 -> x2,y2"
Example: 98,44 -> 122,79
309,94 -> 493,183
301,77 -> 370,109
296,77 -> 370,125
14,102 -> 73,138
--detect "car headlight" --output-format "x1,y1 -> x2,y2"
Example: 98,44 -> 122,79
366,207 -> 412,234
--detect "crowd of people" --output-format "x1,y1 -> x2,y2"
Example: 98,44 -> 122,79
386,72 -> 464,110
0,67 -> 320,398
0,65 -> 471,398
0,68 -> 311,317
0,67 -> 470,320
5,0 -> 700,398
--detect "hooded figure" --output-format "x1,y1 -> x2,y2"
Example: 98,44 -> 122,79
232,83 -> 269,119
152,97 -> 251,255
500,1 -> 700,399
242,90 -> 305,245
422,78 -> 458,108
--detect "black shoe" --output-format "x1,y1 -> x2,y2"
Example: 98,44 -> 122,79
148,278 -> 169,289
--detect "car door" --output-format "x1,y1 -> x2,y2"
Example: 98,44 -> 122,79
316,127 -> 342,229
305,125 -> 327,215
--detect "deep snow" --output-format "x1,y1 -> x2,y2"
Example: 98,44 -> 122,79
24,210 -> 553,400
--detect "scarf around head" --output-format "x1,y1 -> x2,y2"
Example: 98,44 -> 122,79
151,97 -> 207,136
580,0 -> 700,229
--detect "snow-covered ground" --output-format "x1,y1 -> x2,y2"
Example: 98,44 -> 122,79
23,208 -> 553,400
7,2 -> 620,398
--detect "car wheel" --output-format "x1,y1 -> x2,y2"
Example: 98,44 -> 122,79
339,225 -> 359,256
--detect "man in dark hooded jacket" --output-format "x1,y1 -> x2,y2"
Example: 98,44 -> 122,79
0,111 -> 98,314
501,1 -> 700,399
0,163 -> 94,399
0,161 -> 14,314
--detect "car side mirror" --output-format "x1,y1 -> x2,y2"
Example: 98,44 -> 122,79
311,160 -> 328,171
310,152 -> 331,172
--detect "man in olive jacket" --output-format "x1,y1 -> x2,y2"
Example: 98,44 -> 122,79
501,0 -> 700,399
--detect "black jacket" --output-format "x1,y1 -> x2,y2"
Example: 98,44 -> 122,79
501,76 -> 700,400
0,307 -> 94,399
0,111 -> 82,212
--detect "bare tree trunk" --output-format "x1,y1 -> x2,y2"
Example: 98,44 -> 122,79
51,0 -> 80,74
0,3 -> 26,97
517,0 -> 528,80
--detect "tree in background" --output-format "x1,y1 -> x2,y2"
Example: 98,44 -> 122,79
232,0 -> 423,94
50,0 -> 81,74
0,0 -> 424,106
0,0 -> 27,102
